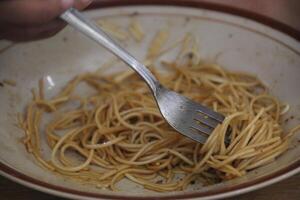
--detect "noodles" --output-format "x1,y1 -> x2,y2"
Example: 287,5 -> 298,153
146,29 -> 169,62
128,19 -> 144,42
19,60 -> 300,191
97,20 -> 128,41
19,30 -> 299,191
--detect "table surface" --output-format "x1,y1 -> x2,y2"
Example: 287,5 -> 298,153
1,0 -> 300,199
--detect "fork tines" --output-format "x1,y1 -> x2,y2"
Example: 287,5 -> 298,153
192,106 -> 225,136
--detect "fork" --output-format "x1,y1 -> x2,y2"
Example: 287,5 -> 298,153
60,8 -> 225,144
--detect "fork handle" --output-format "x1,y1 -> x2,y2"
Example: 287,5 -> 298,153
60,8 -> 158,93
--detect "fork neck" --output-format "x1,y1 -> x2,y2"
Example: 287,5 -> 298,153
123,59 -> 159,93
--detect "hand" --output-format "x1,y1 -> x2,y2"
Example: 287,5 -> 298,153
0,0 -> 92,42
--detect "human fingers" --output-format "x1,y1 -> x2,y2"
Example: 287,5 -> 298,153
0,20 -> 66,41
0,0 -> 92,26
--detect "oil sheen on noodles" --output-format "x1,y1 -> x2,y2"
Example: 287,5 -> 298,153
19,59 -> 300,191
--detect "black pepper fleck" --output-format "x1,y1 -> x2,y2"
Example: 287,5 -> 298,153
130,11 -> 139,16
187,52 -> 194,59
62,37 -> 68,42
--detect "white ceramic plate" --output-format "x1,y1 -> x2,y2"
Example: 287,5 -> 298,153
0,2 -> 299,199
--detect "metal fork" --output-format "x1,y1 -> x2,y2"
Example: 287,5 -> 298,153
60,8 -> 225,144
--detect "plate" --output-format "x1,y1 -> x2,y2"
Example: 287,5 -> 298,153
0,1 -> 299,199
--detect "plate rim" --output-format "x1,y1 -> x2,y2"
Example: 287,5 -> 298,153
1,160 -> 300,200
89,0 -> 300,42
1,1 -> 300,199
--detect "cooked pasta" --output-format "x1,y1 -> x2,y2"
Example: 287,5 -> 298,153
18,59 -> 300,191
18,27 -> 300,191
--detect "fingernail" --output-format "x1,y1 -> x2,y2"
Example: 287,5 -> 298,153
61,0 -> 74,10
